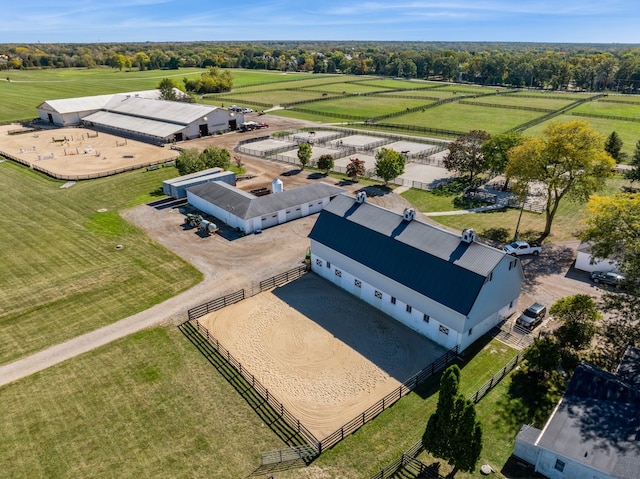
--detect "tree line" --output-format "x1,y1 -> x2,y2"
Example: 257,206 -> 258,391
3,41 -> 640,92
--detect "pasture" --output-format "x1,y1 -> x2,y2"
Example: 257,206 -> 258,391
0,321 -> 518,479
0,161 -> 201,364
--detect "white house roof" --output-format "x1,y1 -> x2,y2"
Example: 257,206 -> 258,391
37,90 -> 163,114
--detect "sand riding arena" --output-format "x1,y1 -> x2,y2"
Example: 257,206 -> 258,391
0,125 -> 177,180
196,273 -> 448,440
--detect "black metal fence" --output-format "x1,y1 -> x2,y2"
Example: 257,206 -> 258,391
258,265 -> 309,292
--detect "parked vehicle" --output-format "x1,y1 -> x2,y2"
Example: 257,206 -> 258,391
590,270 -> 625,287
516,302 -> 547,330
503,240 -> 542,256
228,105 -> 241,112
242,108 -> 253,113
255,122 -> 269,129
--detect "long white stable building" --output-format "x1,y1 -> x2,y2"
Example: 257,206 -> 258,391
37,90 -> 243,144
187,180 -> 344,234
308,193 -> 524,352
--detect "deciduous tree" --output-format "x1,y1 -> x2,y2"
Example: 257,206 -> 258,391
481,131 -> 522,189
297,143 -> 312,169
317,154 -> 334,174
201,145 -> 231,170
550,295 -> 600,351
346,157 -> 365,181
374,147 -> 405,185
506,120 -> 615,241
444,130 -> 491,184
175,148 -> 204,175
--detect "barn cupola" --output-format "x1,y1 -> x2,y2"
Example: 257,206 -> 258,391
461,228 -> 476,243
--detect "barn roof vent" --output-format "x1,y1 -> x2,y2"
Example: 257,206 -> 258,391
402,208 -> 416,222
355,191 -> 367,204
461,228 -> 476,243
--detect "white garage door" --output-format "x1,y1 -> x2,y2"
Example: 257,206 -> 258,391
261,213 -> 279,229
285,207 -> 302,221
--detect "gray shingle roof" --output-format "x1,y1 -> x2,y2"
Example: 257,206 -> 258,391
187,181 -> 345,220
308,194 -> 506,315
537,363 -> 640,479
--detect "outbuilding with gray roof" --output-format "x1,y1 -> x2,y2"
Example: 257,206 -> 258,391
186,181 -> 345,234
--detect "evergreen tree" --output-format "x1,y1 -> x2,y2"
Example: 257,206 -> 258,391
604,131 -> 623,163
423,365 -> 483,478
626,140 -> 640,183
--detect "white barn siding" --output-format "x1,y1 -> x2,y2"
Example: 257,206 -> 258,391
310,247 -> 465,351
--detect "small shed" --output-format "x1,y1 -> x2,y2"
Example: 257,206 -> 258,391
162,168 -> 222,197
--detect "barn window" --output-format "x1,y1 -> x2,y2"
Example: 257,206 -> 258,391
423,314 -> 430,323
316,259 -> 322,267
327,261 -> 331,269
406,305 -> 412,313
439,325 -> 449,335
374,290 -> 382,299
554,459 -> 565,472
391,296 -> 396,305
468,328 -> 473,336
354,279 -> 361,288
335,269 -> 342,277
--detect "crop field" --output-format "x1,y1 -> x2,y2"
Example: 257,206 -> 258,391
0,161 -> 201,364
387,102 -> 543,135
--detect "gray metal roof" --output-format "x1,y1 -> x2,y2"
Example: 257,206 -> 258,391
37,90 -> 163,114
537,363 -> 640,479
187,181 -> 345,220
82,110 -> 185,139
102,96 -> 217,125
308,194 -> 506,315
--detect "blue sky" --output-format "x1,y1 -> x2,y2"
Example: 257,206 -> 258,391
2,0 -> 638,44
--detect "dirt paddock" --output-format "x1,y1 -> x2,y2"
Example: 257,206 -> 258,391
198,273 -> 447,439
0,125 -> 177,178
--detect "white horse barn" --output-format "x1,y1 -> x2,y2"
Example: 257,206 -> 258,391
308,193 -> 524,352
36,90 -> 242,143
186,180 -> 345,234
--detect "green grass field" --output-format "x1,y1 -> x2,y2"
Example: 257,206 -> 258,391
2,67 -> 640,478
0,322 -> 517,479
0,161 -> 202,364
464,94 -> 576,110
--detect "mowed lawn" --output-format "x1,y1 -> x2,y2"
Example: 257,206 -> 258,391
0,161 -> 201,364
0,322 -> 518,479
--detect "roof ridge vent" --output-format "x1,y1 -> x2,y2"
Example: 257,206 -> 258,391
461,228 -> 476,243
403,208 -> 416,222
355,191 -> 367,203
